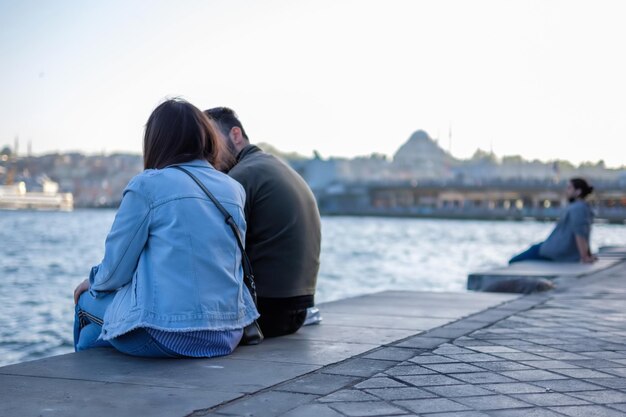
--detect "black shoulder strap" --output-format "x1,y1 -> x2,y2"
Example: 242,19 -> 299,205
172,165 -> 257,303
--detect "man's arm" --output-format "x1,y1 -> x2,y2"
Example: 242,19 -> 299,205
575,235 -> 595,263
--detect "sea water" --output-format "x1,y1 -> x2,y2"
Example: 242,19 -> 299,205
1,209 -> 625,366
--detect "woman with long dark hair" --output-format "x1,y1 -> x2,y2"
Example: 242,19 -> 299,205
73,98 -> 258,358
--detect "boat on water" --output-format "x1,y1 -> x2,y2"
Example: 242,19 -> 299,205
0,180 -> 73,211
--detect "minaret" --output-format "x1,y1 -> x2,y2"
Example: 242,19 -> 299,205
14,136 -> 19,157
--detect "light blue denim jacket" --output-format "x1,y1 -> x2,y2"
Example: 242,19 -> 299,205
88,160 -> 259,340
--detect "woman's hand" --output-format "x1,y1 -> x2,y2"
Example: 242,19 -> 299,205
74,279 -> 90,305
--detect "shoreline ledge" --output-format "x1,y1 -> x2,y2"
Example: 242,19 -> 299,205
0,291 -> 518,416
3,251 -> 626,416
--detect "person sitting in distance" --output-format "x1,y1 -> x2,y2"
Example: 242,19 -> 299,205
509,177 -> 596,264
73,99 -> 258,357
205,107 -> 321,337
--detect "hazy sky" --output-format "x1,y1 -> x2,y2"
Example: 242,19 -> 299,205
1,0 -> 625,166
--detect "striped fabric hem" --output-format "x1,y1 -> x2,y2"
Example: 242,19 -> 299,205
146,328 -> 243,357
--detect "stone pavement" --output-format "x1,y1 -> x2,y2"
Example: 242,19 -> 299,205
208,261 -> 626,417
0,290 -> 516,416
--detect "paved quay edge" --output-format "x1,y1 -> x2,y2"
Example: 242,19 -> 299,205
201,293 -> 552,416
0,289 -> 516,416
206,260 -> 626,417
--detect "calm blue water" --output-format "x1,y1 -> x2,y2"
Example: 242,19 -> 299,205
1,209 -> 625,366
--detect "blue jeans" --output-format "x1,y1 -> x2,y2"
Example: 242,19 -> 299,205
509,243 -> 551,264
74,291 -> 180,358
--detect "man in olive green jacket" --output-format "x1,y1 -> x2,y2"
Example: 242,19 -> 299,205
206,107 -> 321,337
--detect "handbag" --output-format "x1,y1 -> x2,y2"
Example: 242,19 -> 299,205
172,166 -> 264,345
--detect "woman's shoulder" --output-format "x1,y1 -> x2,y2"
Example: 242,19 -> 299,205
123,169 -> 161,190
123,165 -> 245,204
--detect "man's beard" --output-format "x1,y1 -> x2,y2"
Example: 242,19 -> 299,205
224,139 -> 239,171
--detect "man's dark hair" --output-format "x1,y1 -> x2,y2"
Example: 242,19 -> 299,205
570,177 -> 594,199
204,107 -> 249,141
143,99 -> 225,170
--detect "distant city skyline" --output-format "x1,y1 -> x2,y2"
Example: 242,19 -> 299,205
3,131 -> 618,171
1,1 -> 625,167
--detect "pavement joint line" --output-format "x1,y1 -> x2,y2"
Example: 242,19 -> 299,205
0,372 -> 214,391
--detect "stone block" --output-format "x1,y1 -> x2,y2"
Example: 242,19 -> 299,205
396,374 -> 462,387
511,392 -> 589,406
563,359 -> 623,369
276,373 -> 359,395
213,391 -> 317,416
551,368 -> 615,379
329,401 -> 407,416
453,394 -> 531,410
549,405 -> 626,417
529,351 -> 588,361
588,377 -> 626,389
409,354 -> 459,364
469,346 -> 521,354
426,327 -> 475,339
568,389 -> 626,404
519,360 -> 581,369
500,369 -> 567,381
394,397 -> 470,414
384,364 -> 436,376
424,384 -> 494,397
318,389 -> 379,403
476,361 -> 533,372
479,382 -> 546,394
452,372 -> 516,384
487,408 -> 568,417
365,387 -> 436,401
445,353 -> 502,362
279,403 -> 344,417
421,412 -> 490,417
422,363 -> 486,374
394,336 -> 450,349
363,347 -> 421,362
321,358 -> 392,378
531,379 -> 604,392
432,344 -> 477,355
491,352 -> 550,361
354,377 -> 407,389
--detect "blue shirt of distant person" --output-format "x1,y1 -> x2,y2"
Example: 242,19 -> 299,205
509,178 -> 595,264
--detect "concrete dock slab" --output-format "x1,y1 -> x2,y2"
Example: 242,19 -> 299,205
0,348 -> 319,392
467,258 -> 621,291
0,374 -> 243,417
9,260 -> 626,416
0,290 -> 517,417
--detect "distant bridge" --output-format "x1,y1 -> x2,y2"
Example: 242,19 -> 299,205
316,181 -> 626,223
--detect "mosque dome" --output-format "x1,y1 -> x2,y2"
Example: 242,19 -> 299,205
393,130 -> 448,166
